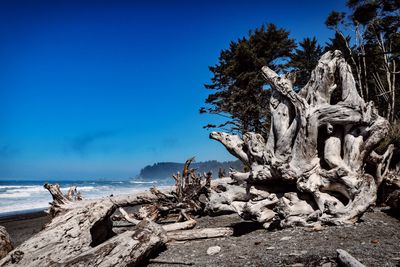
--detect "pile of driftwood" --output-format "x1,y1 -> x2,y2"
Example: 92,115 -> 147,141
210,50 -> 399,228
0,160 -> 233,266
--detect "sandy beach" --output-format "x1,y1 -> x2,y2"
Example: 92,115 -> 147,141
1,207 -> 399,266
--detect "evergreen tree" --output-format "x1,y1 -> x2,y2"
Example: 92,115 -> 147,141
201,23 -> 295,137
288,37 -> 324,89
325,0 -> 400,121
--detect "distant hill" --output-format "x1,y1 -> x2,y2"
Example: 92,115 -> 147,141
137,160 -> 243,180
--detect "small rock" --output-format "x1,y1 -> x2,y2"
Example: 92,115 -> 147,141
321,263 -> 333,267
280,236 -> 292,241
266,246 -> 275,250
291,263 -> 304,267
371,239 -> 379,244
207,246 -> 221,255
312,223 -> 323,231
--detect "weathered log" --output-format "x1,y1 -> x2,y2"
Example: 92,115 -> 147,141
162,219 -> 197,232
336,249 -> 366,267
43,183 -> 83,217
0,190 -> 159,266
210,50 -> 394,228
60,219 -> 167,267
167,227 -> 234,241
0,227 -> 12,260
118,207 -> 141,225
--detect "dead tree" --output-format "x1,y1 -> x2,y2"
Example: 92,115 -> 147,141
210,50 -> 394,228
135,157 -> 212,222
43,183 -> 82,217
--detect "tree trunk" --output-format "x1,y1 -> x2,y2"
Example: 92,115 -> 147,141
210,50 -> 393,228
0,191 -> 161,266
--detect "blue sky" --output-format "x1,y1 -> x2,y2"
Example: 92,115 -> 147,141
0,0 -> 347,179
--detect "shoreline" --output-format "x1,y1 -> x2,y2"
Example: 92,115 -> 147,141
0,208 -> 47,222
0,209 -> 50,247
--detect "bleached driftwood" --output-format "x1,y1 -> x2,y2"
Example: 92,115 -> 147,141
0,191 -> 162,266
136,157 -> 212,222
211,50 -> 394,227
337,249 -> 366,267
0,175 -> 235,266
43,183 -> 83,217
167,227 -> 234,241
0,227 -> 12,260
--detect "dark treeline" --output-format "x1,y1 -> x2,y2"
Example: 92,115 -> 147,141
201,0 -> 400,142
138,160 -> 243,180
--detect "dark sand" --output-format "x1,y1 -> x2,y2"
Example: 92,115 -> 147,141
0,211 -> 50,247
1,208 -> 399,266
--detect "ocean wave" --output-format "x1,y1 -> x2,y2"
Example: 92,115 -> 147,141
5,186 -> 44,193
60,186 -> 97,192
130,181 -> 157,184
0,192 -> 33,199
0,185 -> 39,189
0,182 -> 156,215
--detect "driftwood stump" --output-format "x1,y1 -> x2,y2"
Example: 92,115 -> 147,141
210,50 -> 394,227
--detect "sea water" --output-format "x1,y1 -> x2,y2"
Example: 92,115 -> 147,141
0,178 -> 172,216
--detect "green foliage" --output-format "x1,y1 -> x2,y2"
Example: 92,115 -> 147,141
288,37 -> 324,89
325,11 -> 346,29
201,23 -> 296,136
325,0 -> 400,120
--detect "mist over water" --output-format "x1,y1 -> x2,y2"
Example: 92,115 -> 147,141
0,178 -> 173,215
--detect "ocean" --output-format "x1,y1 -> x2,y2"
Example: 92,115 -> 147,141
0,178 -> 173,217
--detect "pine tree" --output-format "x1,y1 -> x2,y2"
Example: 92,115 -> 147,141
201,23 -> 295,137
288,37 -> 324,89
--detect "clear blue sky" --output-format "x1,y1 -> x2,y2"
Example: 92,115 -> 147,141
0,0 -> 347,179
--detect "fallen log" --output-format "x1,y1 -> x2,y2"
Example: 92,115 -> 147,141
0,190 -> 159,266
337,249 -> 366,267
162,219 -> 197,232
167,227 -> 234,241
60,219 -> 166,267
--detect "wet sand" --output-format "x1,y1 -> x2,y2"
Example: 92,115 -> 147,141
0,211 -> 50,247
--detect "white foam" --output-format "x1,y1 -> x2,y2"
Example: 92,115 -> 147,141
0,185 -> 39,189
0,192 -> 33,199
0,182 -> 157,215
130,181 -> 157,184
